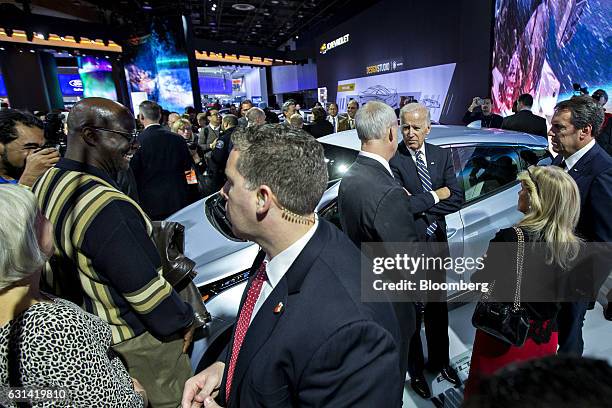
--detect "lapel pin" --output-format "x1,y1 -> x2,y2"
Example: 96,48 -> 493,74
430,161 -> 435,165
273,302 -> 284,314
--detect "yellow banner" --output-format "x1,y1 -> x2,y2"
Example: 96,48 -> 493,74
337,83 -> 356,92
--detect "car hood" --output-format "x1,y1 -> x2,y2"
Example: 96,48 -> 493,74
166,197 -> 257,286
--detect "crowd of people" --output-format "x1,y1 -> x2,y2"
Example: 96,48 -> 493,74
0,90 -> 611,408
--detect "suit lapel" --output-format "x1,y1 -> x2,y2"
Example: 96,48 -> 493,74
568,144 -> 599,183
398,142 -> 423,192
424,143 -> 439,187
226,221 -> 329,406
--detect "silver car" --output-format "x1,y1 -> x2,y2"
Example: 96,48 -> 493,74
167,125 -> 550,370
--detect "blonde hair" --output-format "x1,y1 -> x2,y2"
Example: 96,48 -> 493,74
0,185 -> 49,290
517,166 -> 581,270
172,118 -> 192,133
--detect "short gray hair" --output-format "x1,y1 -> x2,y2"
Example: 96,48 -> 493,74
399,102 -> 431,125
231,124 -> 328,215
289,113 -> 303,128
355,101 -> 397,142
555,96 -> 604,138
246,107 -> 266,125
222,114 -> 238,128
139,100 -> 161,121
0,185 -> 49,290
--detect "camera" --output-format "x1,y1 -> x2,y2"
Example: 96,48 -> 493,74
43,112 -> 67,155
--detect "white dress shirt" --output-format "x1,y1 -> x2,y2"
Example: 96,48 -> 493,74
327,115 -> 338,132
358,151 -> 394,177
250,217 -> 319,323
406,143 -> 440,204
563,139 -> 595,172
144,123 -> 160,130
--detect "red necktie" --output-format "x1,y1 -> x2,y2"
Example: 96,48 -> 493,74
226,261 -> 268,401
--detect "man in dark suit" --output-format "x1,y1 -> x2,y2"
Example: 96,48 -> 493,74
130,100 -> 192,220
337,101 -> 425,387
501,93 -> 548,138
337,100 -> 359,131
390,103 -> 463,398
550,96 -> 612,355
182,124 -> 405,408
304,106 -> 334,138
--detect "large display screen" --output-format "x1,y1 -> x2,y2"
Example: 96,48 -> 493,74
57,74 -> 84,96
123,17 -> 194,112
492,0 -> 612,119
199,75 -> 232,95
78,56 -> 117,101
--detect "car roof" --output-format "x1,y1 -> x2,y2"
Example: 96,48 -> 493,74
317,125 -> 548,150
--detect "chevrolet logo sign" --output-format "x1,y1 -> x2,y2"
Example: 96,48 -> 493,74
320,34 -> 350,54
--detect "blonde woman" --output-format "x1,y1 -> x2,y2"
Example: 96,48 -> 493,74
0,185 -> 146,407
465,165 -> 581,398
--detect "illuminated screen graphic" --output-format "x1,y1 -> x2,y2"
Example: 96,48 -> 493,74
124,18 -> 194,112
0,75 -> 7,96
492,0 -> 612,120
78,56 -> 117,101
57,74 -> 83,96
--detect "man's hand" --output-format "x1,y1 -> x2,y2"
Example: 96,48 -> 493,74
132,377 -> 148,407
182,323 -> 196,353
468,97 -> 480,113
434,187 -> 451,200
182,361 -> 225,408
19,148 -> 60,187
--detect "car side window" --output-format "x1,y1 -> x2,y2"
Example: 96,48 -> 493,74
453,146 -> 521,203
516,146 -> 552,168
318,199 -> 343,230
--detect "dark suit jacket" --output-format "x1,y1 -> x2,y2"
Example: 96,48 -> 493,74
304,119 -> 334,138
338,155 -> 418,245
130,124 -> 192,220
337,154 -> 418,377
501,110 -> 548,138
390,142 -> 463,241
552,143 -> 612,296
218,220 -> 404,407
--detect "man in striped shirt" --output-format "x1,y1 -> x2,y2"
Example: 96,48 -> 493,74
33,97 -> 195,408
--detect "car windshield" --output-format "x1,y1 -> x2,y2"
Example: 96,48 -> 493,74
205,142 -> 359,239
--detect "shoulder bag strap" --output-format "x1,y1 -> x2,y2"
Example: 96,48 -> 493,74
512,226 -> 526,311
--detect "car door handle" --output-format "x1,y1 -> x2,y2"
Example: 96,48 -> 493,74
446,227 -> 458,238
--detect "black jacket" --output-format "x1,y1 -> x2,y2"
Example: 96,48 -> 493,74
218,220 -> 404,407
304,119 -> 334,138
501,110 -> 548,138
462,110 -> 503,128
337,154 -> 417,378
130,124 -> 192,220
390,142 -> 463,241
207,126 -> 237,193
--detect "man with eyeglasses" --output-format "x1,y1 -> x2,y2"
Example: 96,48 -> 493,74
0,109 -> 60,186
32,97 -> 196,408
131,100 -> 194,220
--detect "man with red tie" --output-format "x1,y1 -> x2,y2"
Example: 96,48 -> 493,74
181,124 -> 404,408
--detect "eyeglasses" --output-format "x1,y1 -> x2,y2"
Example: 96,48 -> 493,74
86,126 -> 138,145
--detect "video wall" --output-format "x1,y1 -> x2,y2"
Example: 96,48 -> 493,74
78,56 -> 117,101
492,0 -> 612,118
124,17 -> 194,112
0,74 -> 7,96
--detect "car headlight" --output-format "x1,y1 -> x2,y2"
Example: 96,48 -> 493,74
198,269 -> 251,303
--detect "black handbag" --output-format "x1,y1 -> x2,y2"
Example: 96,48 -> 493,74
472,226 -> 530,347
151,221 -> 211,328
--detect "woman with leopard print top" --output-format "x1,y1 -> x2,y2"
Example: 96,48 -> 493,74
0,185 -> 146,407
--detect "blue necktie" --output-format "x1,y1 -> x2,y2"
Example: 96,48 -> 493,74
415,150 -> 437,236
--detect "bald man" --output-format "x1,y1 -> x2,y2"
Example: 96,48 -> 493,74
32,98 -> 195,408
